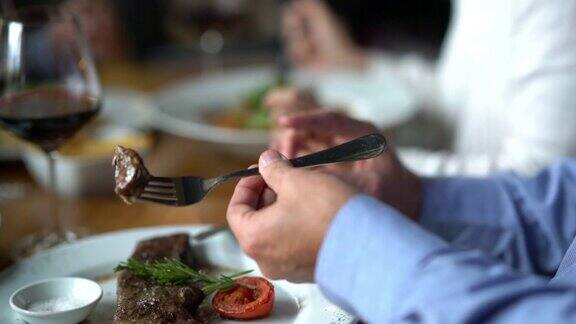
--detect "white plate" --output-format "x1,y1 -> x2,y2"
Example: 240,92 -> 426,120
152,66 -> 416,157
0,225 -> 354,324
153,67 -> 273,157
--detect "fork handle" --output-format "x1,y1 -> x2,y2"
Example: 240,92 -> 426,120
218,133 -> 387,181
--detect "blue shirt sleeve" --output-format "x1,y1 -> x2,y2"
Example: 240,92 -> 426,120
315,160 -> 576,323
421,160 -> 576,276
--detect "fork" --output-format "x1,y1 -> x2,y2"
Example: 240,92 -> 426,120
140,133 -> 387,206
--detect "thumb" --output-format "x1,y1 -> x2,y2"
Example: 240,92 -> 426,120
259,150 -> 293,192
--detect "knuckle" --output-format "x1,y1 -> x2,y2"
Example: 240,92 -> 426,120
225,210 -> 238,226
240,236 -> 260,259
241,242 -> 258,259
260,266 -> 282,280
259,265 -> 272,277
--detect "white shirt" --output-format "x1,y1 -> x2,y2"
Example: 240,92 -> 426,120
372,0 -> 576,176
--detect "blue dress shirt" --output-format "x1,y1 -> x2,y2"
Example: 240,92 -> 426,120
316,159 -> 576,323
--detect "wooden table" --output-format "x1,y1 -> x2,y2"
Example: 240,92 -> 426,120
0,60 -> 264,270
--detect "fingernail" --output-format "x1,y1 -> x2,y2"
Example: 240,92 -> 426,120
260,150 -> 286,168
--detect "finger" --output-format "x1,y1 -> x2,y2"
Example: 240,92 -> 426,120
282,129 -> 299,158
272,128 -> 310,158
282,5 -> 305,41
279,110 -> 378,141
296,0 -> 340,43
264,87 -> 301,111
265,88 -> 320,123
258,150 -> 293,192
283,4 -> 315,67
227,166 -> 266,222
289,40 -> 315,66
258,187 -> 277,209
293,0 -> 325,21
270,132 -> 280,150
258,263 -> 284,281
277,128 -> 301,158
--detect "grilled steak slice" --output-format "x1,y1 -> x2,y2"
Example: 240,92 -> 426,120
131,233 -> 195,265
114,233 -> 205,324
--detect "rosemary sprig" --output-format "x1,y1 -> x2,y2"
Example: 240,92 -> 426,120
114,258 -> 253,294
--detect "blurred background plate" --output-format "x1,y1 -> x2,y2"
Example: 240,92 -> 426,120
101,87 -> 156,129
153,66 -> 273,158
294,69 -> 417,129
152,65 -> 417,158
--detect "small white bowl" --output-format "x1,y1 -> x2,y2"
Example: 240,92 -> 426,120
9,277 -> 102,324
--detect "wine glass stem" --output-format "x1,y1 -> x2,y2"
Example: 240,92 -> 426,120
46,151 -> 66,241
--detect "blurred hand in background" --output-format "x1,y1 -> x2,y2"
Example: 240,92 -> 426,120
264,87 -> 319,123
282,0 -> 366,71
265,87 -> 421,219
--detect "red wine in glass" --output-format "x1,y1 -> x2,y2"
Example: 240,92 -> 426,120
0,89 -> 100,152
0,6 -> 102,257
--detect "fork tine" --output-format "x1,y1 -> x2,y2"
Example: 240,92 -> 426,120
142,191 -> 177,200
138,195 -> 179,206
136,176 -> 180,206
141,192 -> 178,201
148,176 -> 175,188
148,181 -> 175,188
144,186 -> 176,195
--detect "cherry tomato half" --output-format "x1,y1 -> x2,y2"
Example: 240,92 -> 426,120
212,276 -> 275,320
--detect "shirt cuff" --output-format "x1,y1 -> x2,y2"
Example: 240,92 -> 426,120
315,194 -> 447,321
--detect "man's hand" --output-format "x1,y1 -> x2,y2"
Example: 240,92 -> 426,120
227,150 -> 356,282
282,0 -> 366,71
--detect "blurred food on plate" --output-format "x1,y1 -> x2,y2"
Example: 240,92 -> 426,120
207,80 -> 282,130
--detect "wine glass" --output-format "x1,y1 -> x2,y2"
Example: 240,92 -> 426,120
0,6 -> 101,257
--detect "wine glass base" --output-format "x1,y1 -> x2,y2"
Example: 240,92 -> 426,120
11,228 -> 90,261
